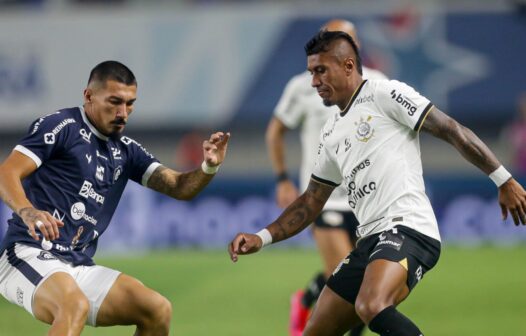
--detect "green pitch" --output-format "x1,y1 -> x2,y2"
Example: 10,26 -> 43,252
0,245 -> 525,335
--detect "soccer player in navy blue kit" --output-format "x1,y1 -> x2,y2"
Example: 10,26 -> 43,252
0,61 -> 230,335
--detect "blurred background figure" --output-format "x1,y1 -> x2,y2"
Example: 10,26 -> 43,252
503,92 -> 526,175
175,130 -> 209,171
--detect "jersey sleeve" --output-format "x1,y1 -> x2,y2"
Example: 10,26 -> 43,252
120,136 -> 161,186
273,75 -> 308,129
14,112 -> 76,168
311,118 -> 342,187
376,80 -> 434,132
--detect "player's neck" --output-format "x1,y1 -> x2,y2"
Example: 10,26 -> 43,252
339,76 -> 365,112
83,104 -> 106,136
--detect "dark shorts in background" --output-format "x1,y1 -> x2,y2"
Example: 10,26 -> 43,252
326,225 -> 441,305
314,210 -> 360,242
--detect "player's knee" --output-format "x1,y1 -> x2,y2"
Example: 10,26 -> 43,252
140,293 -> 172,329
58,291 -> 90,323
154,295 -> 172,325
354,296 -> 388,324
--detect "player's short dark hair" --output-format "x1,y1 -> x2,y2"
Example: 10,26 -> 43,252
88,60 -> 137,87
305,30 -> 363,75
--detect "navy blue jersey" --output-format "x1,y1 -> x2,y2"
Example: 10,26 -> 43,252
0,106 -> 160,266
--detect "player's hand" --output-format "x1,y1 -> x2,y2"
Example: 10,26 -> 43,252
276,180 -> 299,208
228,233 -> 263,262
18,207 -> 64,241
498,178 -> 526,225
203,132 -> 231,167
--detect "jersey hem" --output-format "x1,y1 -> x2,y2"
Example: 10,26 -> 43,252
142,162 -> 162,186
414,103 -> 434,132
311,174 -> 340,187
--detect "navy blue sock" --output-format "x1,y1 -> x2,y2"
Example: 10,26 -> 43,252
368,305 -> 423,336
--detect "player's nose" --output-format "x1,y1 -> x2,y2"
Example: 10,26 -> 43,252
116,104 -> 128,118
311,76 -> 321,88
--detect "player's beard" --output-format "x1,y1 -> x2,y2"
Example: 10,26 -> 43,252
322,98 -> 334,107
109,119 -> 126,140
109,131 -> 123,141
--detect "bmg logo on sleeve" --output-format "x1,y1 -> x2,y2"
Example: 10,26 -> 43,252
390,89 -> 417,116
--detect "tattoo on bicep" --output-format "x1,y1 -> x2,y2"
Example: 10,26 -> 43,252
421,108 -> 452,139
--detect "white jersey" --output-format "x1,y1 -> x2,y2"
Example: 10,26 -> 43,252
274,67 -> 388,211
312,79 -> 440,241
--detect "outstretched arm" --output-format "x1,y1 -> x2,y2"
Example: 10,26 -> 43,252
421,108 -> 526,225
147,131 -> 230,200
266,117 -> 299,207
228,178 -> 334,262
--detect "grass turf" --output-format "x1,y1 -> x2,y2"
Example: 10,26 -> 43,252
0,245 -> 524,335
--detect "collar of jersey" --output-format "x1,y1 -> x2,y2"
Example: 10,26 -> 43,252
79,106 -> 109,141
340,79 -> 368,117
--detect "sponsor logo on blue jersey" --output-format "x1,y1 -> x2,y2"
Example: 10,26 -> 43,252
78,180 -> 105,205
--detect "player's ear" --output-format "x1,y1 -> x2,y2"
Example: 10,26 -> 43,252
344,57 -> 354,75
83,88 -> 92,103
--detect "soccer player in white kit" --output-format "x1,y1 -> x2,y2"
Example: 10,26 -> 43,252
230,31 -> 526,335
266,19 -> 386,336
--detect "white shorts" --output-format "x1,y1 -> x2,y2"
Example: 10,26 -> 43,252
0,243 -> 120,326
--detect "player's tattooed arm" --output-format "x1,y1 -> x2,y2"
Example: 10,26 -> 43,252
147,165 -> 214,201
421,107 -> 501,174
148,131 -> 230,200
422,107 -> 526,226
268,179 -> 334,243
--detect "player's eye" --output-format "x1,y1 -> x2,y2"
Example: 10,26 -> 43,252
109,98 -> 124,105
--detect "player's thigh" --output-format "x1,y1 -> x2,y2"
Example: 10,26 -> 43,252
0,243 -> 83,323
357,259 -> 409,308
313,227 -> 352,273
33,271 -> 88,324
357,226 -> 441,308
95,273 -> 170,326
304,286 -> 361,336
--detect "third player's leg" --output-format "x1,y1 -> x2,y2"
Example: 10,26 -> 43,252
313,227 -> 353,277
95,273 -> 172,336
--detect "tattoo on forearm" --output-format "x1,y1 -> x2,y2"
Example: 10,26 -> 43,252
18,207 -> 38,223
148,165 -> 214,200
274,202 -> 312,241
454,127 -> 499,174
271,180 -> 333,242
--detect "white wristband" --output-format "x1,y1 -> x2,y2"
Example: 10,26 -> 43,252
201,161 -> 220,175
489,165 -> 512,187
256,228 -> 273,247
